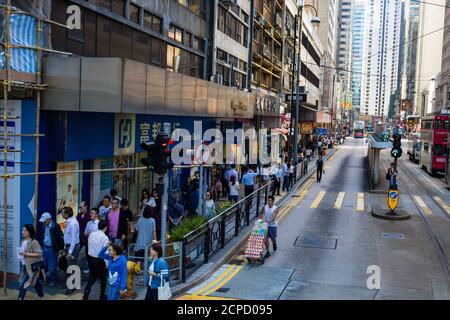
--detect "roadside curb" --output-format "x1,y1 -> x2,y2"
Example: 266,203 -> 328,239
371,208 -> 411,220
171,147 -> 339,297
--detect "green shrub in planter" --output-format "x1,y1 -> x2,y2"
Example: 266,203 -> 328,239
216,201 -> 234,215
170,216 -> 208,242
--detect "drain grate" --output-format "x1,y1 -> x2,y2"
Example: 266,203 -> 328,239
382,233 -> 405,239
294,236 -> 337,249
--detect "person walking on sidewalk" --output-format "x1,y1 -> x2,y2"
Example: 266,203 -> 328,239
83,220 -> 109,300
77,201 -> 91,274
229,175 -> 240,203
62,206 -> 80,295
242,167 -> 259,198
85,208 -> 100,238
272,163 -> 282,197
282,160 -> 290,192
98,243 -> 128,300
145,243 -> 170,301
99,196 -> 112,221
263,196 -> 279,258
17,224 -> 45,300
316,155 -> 324,183
306,147 -> 312,162
108,198 -> 121,245
39,212 -> 64,287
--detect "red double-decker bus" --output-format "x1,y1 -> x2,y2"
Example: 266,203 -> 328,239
420,115 -> 449,176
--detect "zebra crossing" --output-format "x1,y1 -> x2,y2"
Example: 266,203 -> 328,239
303,190 -> 450,216
306,190 -> 367,212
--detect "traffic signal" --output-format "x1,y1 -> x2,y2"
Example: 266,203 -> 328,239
391,134 -> 403,158
141,133 -> 174,174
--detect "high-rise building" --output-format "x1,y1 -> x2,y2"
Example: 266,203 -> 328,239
436,0 -> 450,113
336,0 -> 353,92
400,0 -> 420,114
350,0 -> 365,111
413,0 -> 445,116
214,1 -> 251,90
361,0 -> 402,116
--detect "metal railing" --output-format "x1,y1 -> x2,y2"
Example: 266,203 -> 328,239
181,181 -> 271,280
179,157 -> 318,281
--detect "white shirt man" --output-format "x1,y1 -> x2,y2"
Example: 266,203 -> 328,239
85,209 -> 100,238
88,225 -> 109,258
64,215 -> 80,255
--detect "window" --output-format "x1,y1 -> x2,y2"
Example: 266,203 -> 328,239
144,11 -> 161,33
111,0 -> 125,17
185,32 -> 192,47
151,37 -> 165,66
91,0 -> 110,10
129,3 -> 140,24
168,25 -> 183,43
97,16 -> 110,56
434,144 -> 445,156
193,36 -> 204,52
176,0 -> 205,18
217,48 -> 227,62
84,10 -> 96,56
132,31 -> 150,64
110,21 -> 132,58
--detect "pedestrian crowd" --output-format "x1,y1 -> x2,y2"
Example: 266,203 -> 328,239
17,189 -> 169,301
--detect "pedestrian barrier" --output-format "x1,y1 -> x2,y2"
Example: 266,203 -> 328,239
181,182 -> 271,281
177,157 -> 318,283
127,241 -> 183,288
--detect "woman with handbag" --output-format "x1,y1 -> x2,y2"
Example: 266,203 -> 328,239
145,243 -> 170,300
17,224 -> 45,300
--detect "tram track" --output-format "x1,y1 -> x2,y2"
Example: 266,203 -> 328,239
393,156 -> 450,277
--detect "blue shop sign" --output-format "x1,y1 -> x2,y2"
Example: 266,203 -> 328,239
136,115 -> 216,152
315,128 -> 328,136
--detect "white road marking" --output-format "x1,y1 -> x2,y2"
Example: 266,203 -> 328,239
413,167 -> 445,194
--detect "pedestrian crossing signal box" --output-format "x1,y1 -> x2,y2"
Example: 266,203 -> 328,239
388,190 -> 399,212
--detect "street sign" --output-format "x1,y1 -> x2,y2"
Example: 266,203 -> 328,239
315,128 -> 328,136
387,189 -> 399,212
285,93 -> 307,103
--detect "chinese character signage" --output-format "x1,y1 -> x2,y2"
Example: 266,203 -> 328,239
0,100 -> 36,274
114,114 -> 135,156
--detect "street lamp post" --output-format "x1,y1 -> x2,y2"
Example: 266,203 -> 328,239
291,2 -> 320,165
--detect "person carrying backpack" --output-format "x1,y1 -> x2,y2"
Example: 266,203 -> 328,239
38,212 -> 65,287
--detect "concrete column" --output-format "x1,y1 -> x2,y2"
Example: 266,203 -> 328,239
374,149 -> 380,185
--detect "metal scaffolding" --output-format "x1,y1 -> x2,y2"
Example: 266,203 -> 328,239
0,0 -> 70,296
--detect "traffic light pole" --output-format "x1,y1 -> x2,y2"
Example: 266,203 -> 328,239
161,173 -> 169,257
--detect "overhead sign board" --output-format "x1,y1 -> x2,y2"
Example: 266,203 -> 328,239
285,93 -> 307,103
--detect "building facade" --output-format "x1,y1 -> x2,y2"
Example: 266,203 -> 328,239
413,0 -> 445,117
436,0 -> 450,113
350,0 -> 365,111
400,0 -> 420,115
361,0 -> 402,116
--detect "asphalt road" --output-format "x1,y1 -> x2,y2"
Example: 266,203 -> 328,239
178,138 -> 450,300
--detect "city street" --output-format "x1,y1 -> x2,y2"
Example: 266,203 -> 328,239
177,138 -> 450,300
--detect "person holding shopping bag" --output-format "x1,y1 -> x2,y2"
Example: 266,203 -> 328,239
145,243 -> 171,300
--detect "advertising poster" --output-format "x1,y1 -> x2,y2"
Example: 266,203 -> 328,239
55,161 -> 79,232
0,100 -> 36,274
